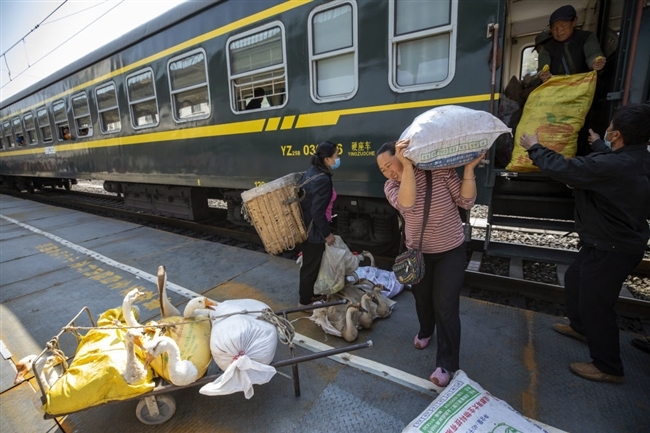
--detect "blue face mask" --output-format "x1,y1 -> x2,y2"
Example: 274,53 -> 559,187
331,157 -> 341,170
603,131 -> 612,149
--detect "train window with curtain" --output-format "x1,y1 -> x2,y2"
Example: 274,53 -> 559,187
95,82 -> 121,133
12,117 -> 25,146
308,1 -> 358,103
37,106 -> 53,143
227,22 -> 287,113
2,121 -> 12,148
71,92 -> 93,138
388,0 -> 457,92
126,68 -> 159,129
23,112 -> 38,145
52,99 -> 71,140
168,49 -> 210,122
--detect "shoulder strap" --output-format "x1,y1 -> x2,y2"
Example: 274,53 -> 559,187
298,172 -> 325,189
417,171 -> 432,250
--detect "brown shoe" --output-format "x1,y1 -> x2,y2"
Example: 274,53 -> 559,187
569,362 -> 624,384
552,323 -> 587,342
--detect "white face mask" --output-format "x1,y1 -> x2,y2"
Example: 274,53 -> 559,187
603,130 -> 612,149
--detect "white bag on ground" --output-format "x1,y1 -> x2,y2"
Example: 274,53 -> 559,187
199,299 -> 277,399
314,235 -> 359,295
352,266 -> 404,298
403,370 -> 549,433
400,105 -> 511,169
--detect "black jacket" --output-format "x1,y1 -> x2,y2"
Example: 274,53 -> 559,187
527,140 -> 650,253
299,165 -> 333,244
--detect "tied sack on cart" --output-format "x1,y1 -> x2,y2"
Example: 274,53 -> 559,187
39,307 -> 156,416
399,105 -> 510,170
200,299 -> 282,399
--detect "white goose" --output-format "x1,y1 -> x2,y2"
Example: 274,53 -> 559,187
157,265 -> 181,318
182,296 -> 218,319
14,353 -> 64,392
358,292 -> 377,329
122,330 -> 148,385
143,336 -> 199,386
122,288 -> 145,327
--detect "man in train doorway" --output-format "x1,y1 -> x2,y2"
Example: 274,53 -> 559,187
537,5 -> 605,83
519,104 -> 650,384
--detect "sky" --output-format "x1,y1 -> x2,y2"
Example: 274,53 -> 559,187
0,0 -> 187,103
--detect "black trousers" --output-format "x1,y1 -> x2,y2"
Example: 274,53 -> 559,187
564,245 -> 643,376
299,242 -> 326,305
412,244 -> 466,372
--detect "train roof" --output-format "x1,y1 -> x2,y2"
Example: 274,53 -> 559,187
1,0 -> 220,110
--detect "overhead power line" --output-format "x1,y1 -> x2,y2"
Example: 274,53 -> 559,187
1,0 -> 125,92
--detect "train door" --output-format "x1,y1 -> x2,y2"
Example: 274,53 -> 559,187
484,0 -> 647,263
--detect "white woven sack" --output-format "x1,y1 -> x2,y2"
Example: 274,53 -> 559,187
400,105 -> 511,169
200,299 -> 277,399
403,370 -> 549,433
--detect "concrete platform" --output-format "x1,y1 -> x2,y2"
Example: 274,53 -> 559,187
1,194 -> 649,432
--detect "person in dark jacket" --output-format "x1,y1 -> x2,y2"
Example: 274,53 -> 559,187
520,103 -> 650,384
298,141 -> 340,306
538,5 -> 605,83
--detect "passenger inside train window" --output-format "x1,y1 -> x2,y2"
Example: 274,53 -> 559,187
245,88 -> 266,111
16,136 -> 25,146
537,5 -> 605,83
78,128 -> 89,137
62,127 -> 72,140
178,100 -> 193,118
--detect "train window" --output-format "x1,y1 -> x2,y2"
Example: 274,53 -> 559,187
12,117 -> 25,147
37,106 -> 53,143
520,46 -> 537,80
126,68 -> 159,129
3,121 -> 13,148
23,113 -> 38,145
71,92 -> 93,138
227,22 -> 287,113
388,0 -> 457,92
53,99 -> 71,140
308,1 -> 358,102
95,83 -> 121,133
168,49 -> 211,122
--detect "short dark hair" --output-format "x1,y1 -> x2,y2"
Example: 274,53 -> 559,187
311,141 -> 337,171
253,87 -> 265,98
611,104 -> 650,146
377,141 -> 396,157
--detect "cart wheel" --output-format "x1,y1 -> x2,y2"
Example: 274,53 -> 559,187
135,395 -> 176,425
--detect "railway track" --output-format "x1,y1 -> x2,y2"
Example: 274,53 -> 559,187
3,186 -> 649,320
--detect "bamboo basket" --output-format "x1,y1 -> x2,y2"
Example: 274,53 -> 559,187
241,173 -> 308,255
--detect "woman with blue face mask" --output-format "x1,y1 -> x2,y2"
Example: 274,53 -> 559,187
297,141 -> 340,306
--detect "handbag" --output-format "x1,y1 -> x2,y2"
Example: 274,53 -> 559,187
392,171 -> 432,285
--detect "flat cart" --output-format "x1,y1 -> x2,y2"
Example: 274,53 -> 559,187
29,301 -> 373,425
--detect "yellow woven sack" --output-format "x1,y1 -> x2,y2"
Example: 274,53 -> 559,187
506,71 -> 596,172
44,307 -> 154,416
146,316 -> 212,384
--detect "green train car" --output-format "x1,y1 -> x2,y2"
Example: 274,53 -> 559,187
1,0 -> 648,257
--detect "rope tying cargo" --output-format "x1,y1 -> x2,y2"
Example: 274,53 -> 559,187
257,308 -> 295,346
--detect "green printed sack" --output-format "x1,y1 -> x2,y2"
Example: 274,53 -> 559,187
403,370 -> 550,433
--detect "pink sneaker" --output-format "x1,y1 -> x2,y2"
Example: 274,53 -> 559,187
414,334 -> 431,350
429,367 -> 451,387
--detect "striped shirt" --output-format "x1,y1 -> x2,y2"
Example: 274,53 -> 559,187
384,168 -> 475,254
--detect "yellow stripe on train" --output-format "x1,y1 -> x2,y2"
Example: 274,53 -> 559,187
0,93 -> 499,158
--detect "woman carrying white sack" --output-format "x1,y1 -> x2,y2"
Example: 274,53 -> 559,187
376,139 -> 483,387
